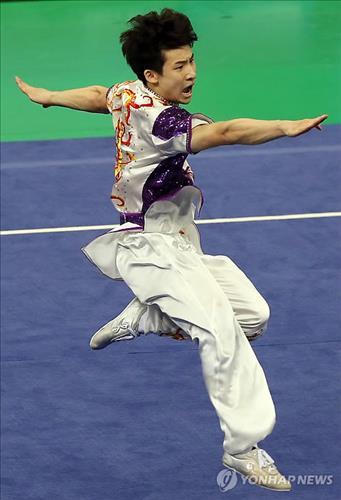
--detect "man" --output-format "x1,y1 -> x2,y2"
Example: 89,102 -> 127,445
16,8 -> 327,491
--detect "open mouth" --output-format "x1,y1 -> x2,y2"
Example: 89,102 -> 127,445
182,84 -> 194,97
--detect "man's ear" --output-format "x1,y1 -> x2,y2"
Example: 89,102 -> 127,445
144,69 -> 159,85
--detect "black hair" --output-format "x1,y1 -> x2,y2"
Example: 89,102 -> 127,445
120,8 -> 198,84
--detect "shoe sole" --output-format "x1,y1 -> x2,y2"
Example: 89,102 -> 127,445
90,330 -> 135,350
222,463 -> 292,492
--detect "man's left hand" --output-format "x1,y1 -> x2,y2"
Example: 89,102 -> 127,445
282,114 -> 328,137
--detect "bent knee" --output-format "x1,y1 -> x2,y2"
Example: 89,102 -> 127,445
256,299 -> 270,328
244,299 -> 270,340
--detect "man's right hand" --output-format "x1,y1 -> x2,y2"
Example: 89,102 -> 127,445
15,76 -> 52,107
15,77 -> 109,114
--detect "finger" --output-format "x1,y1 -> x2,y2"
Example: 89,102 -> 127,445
15,76 -> 26,86
304,115 -> 327,133
314,114 -> 328,126
16,80 -> 31,96
15,76 -> 26,91
295,114 -> 328,137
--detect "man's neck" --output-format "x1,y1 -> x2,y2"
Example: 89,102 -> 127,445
144,83 -> 177,106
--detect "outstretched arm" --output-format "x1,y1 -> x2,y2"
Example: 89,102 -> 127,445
15,77 -> 109,114
191,115 -> 328,153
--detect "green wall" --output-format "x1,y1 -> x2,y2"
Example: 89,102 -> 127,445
2,0 -> 341,141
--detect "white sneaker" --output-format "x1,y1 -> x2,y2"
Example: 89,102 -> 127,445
223,446 -> 291,491
90,298 -> 147,350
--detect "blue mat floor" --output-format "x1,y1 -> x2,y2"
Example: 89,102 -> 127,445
1,125 -> 341,499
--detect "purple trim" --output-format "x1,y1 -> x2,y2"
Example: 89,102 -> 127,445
120,212 -> 144,226
188,113 -> 214,154
141,154 -> 194,213
187,117 -> 193,154
191,112 -> 214,124
197,189 -> 204,214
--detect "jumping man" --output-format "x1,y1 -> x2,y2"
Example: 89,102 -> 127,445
16,8 -> 328,491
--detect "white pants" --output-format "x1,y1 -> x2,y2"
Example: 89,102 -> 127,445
116,231 -> 276,455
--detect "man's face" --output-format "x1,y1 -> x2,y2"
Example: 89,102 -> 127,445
146,45 -> 196,104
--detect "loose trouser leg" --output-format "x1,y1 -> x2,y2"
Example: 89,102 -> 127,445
116,233 -> 276,455
203,255 -> 270,340
136,254 -> 269,341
